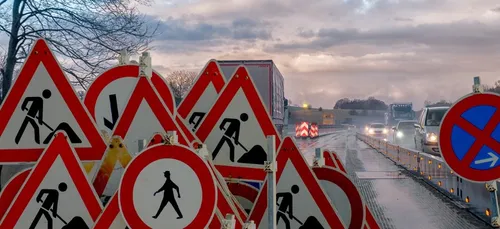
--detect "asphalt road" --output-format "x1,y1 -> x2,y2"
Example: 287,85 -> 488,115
295,130 -> 492,229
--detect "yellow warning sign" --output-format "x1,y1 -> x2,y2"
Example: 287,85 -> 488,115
323,113 -> 334,125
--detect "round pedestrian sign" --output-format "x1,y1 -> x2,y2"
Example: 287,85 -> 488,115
118,144 -> 217,229
440,92 -> 500,182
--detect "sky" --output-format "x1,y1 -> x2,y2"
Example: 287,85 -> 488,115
2,0 -> 500,109
135,0 -> 500,110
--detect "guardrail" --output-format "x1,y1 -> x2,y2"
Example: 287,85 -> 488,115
356,133 -> 500,227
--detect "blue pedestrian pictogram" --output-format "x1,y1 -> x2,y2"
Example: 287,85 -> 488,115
450,105 -> 500,169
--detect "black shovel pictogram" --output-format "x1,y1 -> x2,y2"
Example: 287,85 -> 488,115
236,141 -> 267,165
277,203 -> 324,229
34,198 -> 89,229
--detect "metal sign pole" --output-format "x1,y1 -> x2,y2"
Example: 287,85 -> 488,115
313,147 -> 324,168
137,139 -> 146,153
475,76 -> 500,227
265,135 -> 277,229
139,52 -> 152,78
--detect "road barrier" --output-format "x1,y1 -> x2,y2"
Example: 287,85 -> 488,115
287,125 -> 343,139
357,133 -> 500,227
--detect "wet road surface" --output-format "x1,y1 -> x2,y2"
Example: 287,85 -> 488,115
296,130 -> 493,229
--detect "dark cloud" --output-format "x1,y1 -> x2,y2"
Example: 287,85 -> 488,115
152,17 -> 273,42
491,6 -> 500,12
138,0 -> 500,109
275,21 -> 500,55
296,28 -> 315,38
393,17 -> 413,21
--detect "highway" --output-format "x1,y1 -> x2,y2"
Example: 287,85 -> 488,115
295,130 -> 493,229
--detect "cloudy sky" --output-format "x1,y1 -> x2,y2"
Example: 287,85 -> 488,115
137,0 -> 500,109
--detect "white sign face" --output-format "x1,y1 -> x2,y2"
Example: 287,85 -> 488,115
258,161 -> 329,229
0,64 -> 90,149
182,83 -> 218,132
122,99 -> 167,156
12,156 -> 95,229
129,159 -> 203,228
204,88 -> 267,166
94,77 -> 138,135
107,215 -> 128,229
319,180 -> 351,226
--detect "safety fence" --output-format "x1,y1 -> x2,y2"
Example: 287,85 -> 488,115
357,133 -> 500,227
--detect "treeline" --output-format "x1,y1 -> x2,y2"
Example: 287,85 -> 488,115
334,97 -> 388,110
485,80 -> 500,94
424,100 -> 452,107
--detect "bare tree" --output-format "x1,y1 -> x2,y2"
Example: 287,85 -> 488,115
165,70 -> 197,99
0,0 -> 158,100
0,47 -> 5,101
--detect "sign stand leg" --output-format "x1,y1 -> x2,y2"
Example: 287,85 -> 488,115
486,181 -> 500,227
222,214 -> 236,229
165,131 -> 178,145
265,135 -> 277,229
243,220 -> 256,229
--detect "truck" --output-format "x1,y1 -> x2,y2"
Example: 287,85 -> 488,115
217,60 -> 285,136
385,103 -> 415,126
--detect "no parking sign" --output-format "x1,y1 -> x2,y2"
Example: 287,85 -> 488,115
439,92 -> 500,182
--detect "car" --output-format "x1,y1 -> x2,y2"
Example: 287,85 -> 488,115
367,123 -> 389,139
414,106 -> 450,155
392,120 -> 418,146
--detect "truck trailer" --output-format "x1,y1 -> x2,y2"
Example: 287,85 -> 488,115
385,103 -> 415,126
217,60 -> 285,136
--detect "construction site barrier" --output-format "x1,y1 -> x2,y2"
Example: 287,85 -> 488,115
356,133 -> 500,227
309,124 -> 319,138
295,122 -> 309,138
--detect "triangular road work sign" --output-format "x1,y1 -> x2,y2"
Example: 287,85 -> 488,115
0,39 -> 106,163
111,76 -> 193,155
1,132 -> 103,228
177,59 -> 226,133
84,65 -> 176,136
195,66 -> 281,181
248,137 -> 346,229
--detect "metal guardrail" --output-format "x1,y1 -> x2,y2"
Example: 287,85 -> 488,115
356,133 -> 500,227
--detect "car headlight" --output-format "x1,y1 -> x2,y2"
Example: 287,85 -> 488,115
383,128 -> 388,134
368,128 -> 374,134
426,133 -> 438,142
396,131 -> 403,138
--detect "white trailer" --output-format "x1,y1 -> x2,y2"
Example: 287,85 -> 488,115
217,60 -> 285,136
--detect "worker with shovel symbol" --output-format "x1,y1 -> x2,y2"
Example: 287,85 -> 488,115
30,182 -> 67,229
276,185 -> 299,229
15,89 -> 82,145
30,182 -> 89,229
213,113 -> 248,162
276,185 -> 325,229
